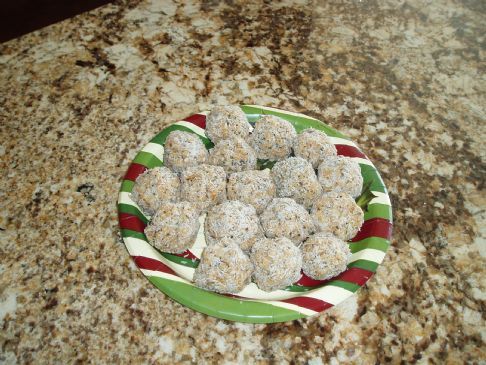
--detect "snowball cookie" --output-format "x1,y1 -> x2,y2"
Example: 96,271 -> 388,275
293,128 -> 337,168
194,238 -> 253,294
208,138 -> 257,173
144,201 -> 200,254
227,169 -> 276,214
205,200 -> 262,252
317,155 -> 363,198
260,198 -> 314,245
250,115 -> 297,161
180,164 -> 227,211
301,232 -> 351,280
163,130 -> 208,172
205,105 -> 251,143
250,237 -> 302,292
271,157 -> 322,209
311,192 -> 364,241
131,167 -> 180,216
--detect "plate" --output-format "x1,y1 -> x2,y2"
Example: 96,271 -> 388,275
118,105 -> 393,323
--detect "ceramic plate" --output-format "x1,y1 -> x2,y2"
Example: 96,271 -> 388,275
118,105 -> 393,323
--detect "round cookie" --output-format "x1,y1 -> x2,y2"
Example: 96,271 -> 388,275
163,130 -> 208,172
131,166 -> 180,216
293,128 -> 337,168
205,105 -> 251,143
301,232 -> 351,280
144,201 -> 200,254
205,200 -> 262,252
250,237 -> 302,292
272,157 -> 322,210
260,198 -> 314,245
194,238 -> 253,294
208,138 -> 257,173
180,164 -> 227,211
317,155 -> 363,198
250,115 -> 296,161
227,169 -> 276,214
311,192 -> 364,241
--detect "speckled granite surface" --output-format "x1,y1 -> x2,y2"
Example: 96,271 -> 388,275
1,0 -> 485,363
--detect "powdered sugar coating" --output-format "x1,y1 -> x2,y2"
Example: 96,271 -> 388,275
205,200 -> 263,252
250,237 -> 302,292
272,157 -> 322,210
250,115 -> 297,161
144,201 -> 200,254
180,164 -> 227,212
260,198 -> 314,245
301,232 -> 351,280
205,106 -> 251,143
131,167 -> 180,216
318,155 -> 363,198
163,130 -> 208,172
294,128 -> 337,168
227,169 -> 276,214
194,238 -> 253,294
311,192 -> 364,241
208,138 -> 257,173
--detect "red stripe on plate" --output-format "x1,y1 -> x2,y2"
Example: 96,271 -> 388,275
296,267 -> 374,288
132,256 -> 176,275
296,272 -> 326,287
335,144 -> 367,159
334,267 -> 374,286
281,297 -> 333,312
124,163 -> 148,181
350,218 -> 393,242
119,213 -> 146,232
174,250 -> 199,260
184,114 -> 206,129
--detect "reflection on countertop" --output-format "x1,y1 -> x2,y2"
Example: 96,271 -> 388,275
0,0 -> 484,363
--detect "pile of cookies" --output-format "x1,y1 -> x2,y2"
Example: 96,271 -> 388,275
131,106 -> 364,293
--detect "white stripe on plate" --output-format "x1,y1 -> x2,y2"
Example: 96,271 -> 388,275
118,192 -> 146,214
256,300 -> 318,316
141,142 -> 165,161
369,191 -> 391,206
244,105 -> 320,121
329,136 -> 358,147
303,285 -> 354,305
355,157 -> 374,166
174,121 -> 207,136
197,110 -> 210,116
140,269 -> 190,284
349,248 -> 386,264
188,214 -> 207,258
125,237 -> 160,260
236,283 -> 301,301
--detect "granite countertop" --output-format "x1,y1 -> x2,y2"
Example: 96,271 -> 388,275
1,0 -> 485,363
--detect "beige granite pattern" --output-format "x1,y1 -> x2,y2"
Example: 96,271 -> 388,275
1,0 -> 485,363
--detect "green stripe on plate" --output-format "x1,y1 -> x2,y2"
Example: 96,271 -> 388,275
133,151 -> 163,168
349,237 -> 390,253
148,276 -> 306,323
347,259 -> 379,272
285,284 -> 313,292
150,124 -> 213,149
120,229 -> 147,241
360,164 -> 386,193
326,280 -> 361,292
240,105 -> 349,139
120,179 -> 135,193
118,203 -> 149,224
364,203 -> 393,222
161,253 -> 199,268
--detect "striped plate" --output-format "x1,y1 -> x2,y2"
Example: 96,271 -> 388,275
118,105 -> 393,323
